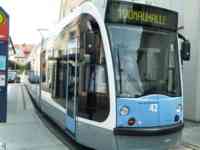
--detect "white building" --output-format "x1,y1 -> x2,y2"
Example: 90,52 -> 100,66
180,0 -> 200,122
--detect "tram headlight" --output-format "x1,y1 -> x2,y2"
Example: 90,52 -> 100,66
128,118 -> 136,126
176,104 -> 182,113
120,106 -> 129,116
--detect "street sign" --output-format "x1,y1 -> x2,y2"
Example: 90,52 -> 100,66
0,55 -> 6,70
0,7 -> 9,123
0,9 -> 9,41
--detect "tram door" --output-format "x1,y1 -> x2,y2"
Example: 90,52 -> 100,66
66,30 -> 79,135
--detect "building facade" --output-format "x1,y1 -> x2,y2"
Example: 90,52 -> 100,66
180,0 -> 200,121
59,0 -> 86,19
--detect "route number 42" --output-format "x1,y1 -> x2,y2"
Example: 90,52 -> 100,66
149,104 -> 158,113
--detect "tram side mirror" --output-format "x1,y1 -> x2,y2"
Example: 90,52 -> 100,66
181,40 -> 191,61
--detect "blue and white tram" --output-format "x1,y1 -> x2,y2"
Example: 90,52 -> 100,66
26,1 -> 191,150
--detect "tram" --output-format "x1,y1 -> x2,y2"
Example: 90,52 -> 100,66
26,0 -> 191,149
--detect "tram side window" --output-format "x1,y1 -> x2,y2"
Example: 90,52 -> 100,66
78,15 -> 110,122
51,59 -> 68,108
50,29 -> 69,108
41,51 -> 51,92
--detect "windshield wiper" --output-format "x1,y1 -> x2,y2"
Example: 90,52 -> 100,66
117,47 -> 122,94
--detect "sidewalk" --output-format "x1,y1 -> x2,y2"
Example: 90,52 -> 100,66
0,84 -> 70,150
182,121 -> 200,149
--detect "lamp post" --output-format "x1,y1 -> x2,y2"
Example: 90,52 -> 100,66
37,28 -> 48,108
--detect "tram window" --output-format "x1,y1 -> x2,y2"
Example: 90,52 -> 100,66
51,60 -> 68,108
41,51 -> 51,92
50,28 -> 70,108
77,15 -> 110,122
67,29 -> 80,118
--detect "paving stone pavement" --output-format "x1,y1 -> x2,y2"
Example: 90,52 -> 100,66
0,84 -> 71,150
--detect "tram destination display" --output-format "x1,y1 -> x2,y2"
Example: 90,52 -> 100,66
106,1 -> 178,31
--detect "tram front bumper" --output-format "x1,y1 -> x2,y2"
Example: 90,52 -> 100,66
114,122 -> 184,136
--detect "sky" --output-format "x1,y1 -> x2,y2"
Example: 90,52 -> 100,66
0,0 -> 60,44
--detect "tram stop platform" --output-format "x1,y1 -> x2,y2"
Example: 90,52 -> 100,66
0,83 -> 200,150
0,84 -> 87,150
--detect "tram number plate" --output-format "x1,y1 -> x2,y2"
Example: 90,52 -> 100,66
149,104 -> 158,113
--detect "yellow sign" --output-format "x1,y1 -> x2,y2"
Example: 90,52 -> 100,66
0,11 -> 5,24
106,2 -> 178,31
120,8 -> 167,25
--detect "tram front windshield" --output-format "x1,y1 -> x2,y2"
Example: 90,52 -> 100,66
107,24 -> 181,98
